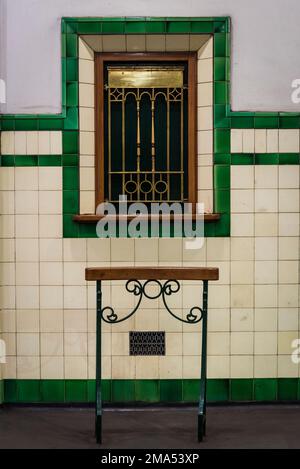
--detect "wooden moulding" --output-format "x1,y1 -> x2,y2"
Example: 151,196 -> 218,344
85,267 -> 219,281
73,213 -> 220,223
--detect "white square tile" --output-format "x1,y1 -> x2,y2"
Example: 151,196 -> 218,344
39,214 -> 62,238
50,131 -> 62,155
63,238 -> 87,261
40,286 -> 63,309
38,131 -> 50,155
231,166 -> 254,189
40,239 -> 62,261
38,167 -> 62,190
0,168 -> 15,190
16,262 -> 39,286
255,165 -> 278,188
14,131 -> 27,154
39,191 -> 62,214
15,215 -> 39,238
1,132 -> 15,154
26,131 -> 38,155
279,166 -> 299,188
40,262 -> 63,285
254,189 -> 278,213
15,168 -> 38,190
279,129 -> 299,153
15,191 -> 38,214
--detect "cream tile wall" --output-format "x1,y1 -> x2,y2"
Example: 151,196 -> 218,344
0,164 -> 299,381
1,36 -> 300,384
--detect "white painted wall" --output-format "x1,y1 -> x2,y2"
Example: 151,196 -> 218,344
0,0 -> 300,114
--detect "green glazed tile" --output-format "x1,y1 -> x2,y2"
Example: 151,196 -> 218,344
63,166 -> 78,190
135,380 -> 160,402
62,154 -> 78,166
214,212 -> 230,237
190,21 -> 213,33
214,33 -> 227,57
66,58 -> 78,82
214,129 -> 230,153
166,21 -> 190,33
160,379 -> 182,402
182,379 -> 199,402
15,155 -> 38,166
4,380 -> 18,403
15,119 -> 38,131
207,379 -> 229,401
145,21 -> 166,33
214,57 -> 226,81
63,214 -> 79,237
18,380 -> 41,403
214,82 -> 228,105
213,153 -> 230,164
41,380 -> 65,403
1,155 -> 15,166
254,378 -> 277,401
230,379 -> 253,401
278,153 -> 299,164
77,22 -> 101,34
125,21 -> 147,34
38,118 -> 64,130
231,116 -> 255,128
38,155 -> 62,166
65,22 -> 78,34
215,189 -> 230,213
87,379 -> 111,402
66,83 -> 79,107
78,223 -> 97,238
214,20 -> 228,33
63,107 -> 79,130
279,116 -> 300,128
254,116 -> 279,129
63,131 -> 79,154
63,190 -> 79,214
65,380 -> 87,402
66,34 -> 78,58
231,154 -> 255,165
0,119 -> 15,130
214,164 -> 230,189
102,22 -> 125,34
61,33 -> 66,58
204,222 -> 216,237
112,379 -> 135,402
214,105 -> 230,128
255,154 -> 279,165
277,378 -> 298,401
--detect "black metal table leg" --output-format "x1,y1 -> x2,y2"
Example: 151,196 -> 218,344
198,280 -> 208,442
95,280 -> 102,444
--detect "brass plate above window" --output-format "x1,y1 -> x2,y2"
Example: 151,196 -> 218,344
107,65 -> 184,88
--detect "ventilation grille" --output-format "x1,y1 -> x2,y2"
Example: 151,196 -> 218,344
129,331 -> 165,356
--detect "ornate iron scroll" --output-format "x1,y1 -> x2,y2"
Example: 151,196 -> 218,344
100,279 -> 203,324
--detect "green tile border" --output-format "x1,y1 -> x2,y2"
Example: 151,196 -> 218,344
2,379 -> 300,404
1,16 -> 300,240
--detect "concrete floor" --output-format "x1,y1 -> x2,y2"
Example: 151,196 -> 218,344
1,405 -> 300,449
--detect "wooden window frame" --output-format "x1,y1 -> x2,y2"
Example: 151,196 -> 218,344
94,52 -> 198,212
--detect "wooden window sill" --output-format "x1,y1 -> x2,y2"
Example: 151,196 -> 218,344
73,213 -> 220,223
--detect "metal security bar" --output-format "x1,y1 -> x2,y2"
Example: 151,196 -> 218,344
85,266 -> 219,444
105,65 -> 187,203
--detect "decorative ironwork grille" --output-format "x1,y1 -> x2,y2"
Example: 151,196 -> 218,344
104,64 -> 188,204
129,331 -> 165,356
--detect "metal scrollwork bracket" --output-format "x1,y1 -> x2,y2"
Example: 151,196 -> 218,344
100,279 -> 203,324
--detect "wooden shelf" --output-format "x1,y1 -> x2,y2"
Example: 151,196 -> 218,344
86,266 -> 219,281
73,213 -> 220,223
